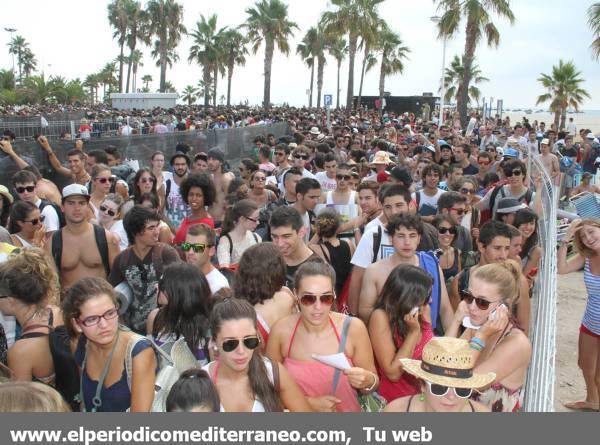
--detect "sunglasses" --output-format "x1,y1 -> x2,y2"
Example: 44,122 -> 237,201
23,215 -> 45,225
99,205 -> 117,217
438,226 -> 457,235
180,242 -> 208,253
427,381 -> 472,398
245,215 -> 258,223
78,307 -> 119,327
221,336 -> 260,353
460,289 -> 498,311
460,188 -> 475,195
478,160 -> 490,166
299,292 -> 335,306
275,151 -> 286,156
450,208 -> 465,216
336,174 -> 351,181
16,186 -> 35,194
96,176 -> 115,184
294,154 -> 309,160
140,177 -> 155,184
505,169 -> 522,177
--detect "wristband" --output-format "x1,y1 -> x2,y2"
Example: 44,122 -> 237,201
364,371 -> 378,392
469,340 -> 483,352
470,336 -> 486,348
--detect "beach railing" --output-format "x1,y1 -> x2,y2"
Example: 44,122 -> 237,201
523,152 -> 558,412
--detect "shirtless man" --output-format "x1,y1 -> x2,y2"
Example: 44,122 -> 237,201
360,213 -> 453,333
46,184 -> 120,288
207,147 -> 234,226
570,172 -> 600,197
36,136 -> 91,185
539,138 -> 561,191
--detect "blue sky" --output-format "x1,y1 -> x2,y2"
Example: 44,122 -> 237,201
1,0 -> 599,109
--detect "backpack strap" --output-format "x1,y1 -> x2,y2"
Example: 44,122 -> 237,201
224,233 -> 233,257
124,333 -> 153,390
415,190 -> 421,211
252,232 -> 258,243
51,229 -> 63,271
165,179 -> 172,209
372,225 -> 382,263
331,316 -> 353,394
488,184 -> 503,214
93,225 -> 110,276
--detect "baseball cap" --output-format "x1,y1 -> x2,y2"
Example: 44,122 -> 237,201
540,138 -> 550,145
503,148 -> 519,158
62,183 -> 90,201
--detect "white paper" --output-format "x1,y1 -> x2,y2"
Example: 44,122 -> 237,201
462,316 -> 481,330
311,352 -> 351,370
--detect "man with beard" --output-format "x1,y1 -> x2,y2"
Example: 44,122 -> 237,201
165,152 -> 190,230
46,184 -> 120,287
207,148 -> 235,227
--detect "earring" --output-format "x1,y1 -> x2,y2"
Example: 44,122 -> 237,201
419,393 -> 425,402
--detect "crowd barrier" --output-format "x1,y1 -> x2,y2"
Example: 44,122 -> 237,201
0,122 -> 291,190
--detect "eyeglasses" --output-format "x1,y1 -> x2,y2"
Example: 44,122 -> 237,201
275,151 -> 286,157
254,176 -> 266,182
438,226 -> 457,235
460,289 -> 499,311
294,154 -> 309,160
244,215 -> 258,223
478,160 -> 491,166
140,177 -> 155,184
78,307 -> 119,327
221,336 -> 260,353
16,186 -> 35,194
23,215 -> 45,225
299,292 -> 335,306
460,188 -> 475,195
427,381 -> 472,399
99,205 -> 117,217
449,208 -> 465,216
336,174 -> 351,181
505,169 -> 522,177
96,176 -> 115,184
180,242 -> 208,253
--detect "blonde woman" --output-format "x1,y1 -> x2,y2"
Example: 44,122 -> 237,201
0,381 -> 71,412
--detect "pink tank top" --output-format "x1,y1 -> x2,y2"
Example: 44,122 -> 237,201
283,316 -> 360,412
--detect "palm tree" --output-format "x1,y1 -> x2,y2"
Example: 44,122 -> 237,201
163,81 -> 177,93
107,0 -> 129,92
297,27 -> 319,108
441,55 -> 488,107
146,0 -> 186,92
434,0 -> 515,126
188,14 -> 225,107
21,49 -> 37,78
0,69 -> 16,90
124,0 -> 148,93
536,60 -> 590,130
588,3 -> 600,60
130,50 -> 144,92
320,0 -> 384,110
99,62 -> 118,101
7,35 -> 33,83
376,26 -> 410,110
327,37 -> 347,109
197,79 -> 214,104
357,17 -> 384,108
21,75 -> 52,103
181,85 -> 198,105
142,74 -> 152,90
219,29 -> 248,106
245,0 -> 298,109
84,74 -> 101,103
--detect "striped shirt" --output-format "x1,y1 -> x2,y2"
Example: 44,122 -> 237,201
583,259 -> 600,335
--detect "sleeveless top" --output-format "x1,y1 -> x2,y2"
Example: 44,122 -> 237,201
12,234 -> 32,248
323,190 -> 359,237
583,258 -> 600,335
316,241 -> 352,294
16,310 -> 56,385
405,394 -> 475,412
377,320 -> 434,402
441,247 -> 460,282
283,316 -> 360,412
256,312 -> 270,346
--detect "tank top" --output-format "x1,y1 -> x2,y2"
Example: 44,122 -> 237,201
17,311 -> 56,385
317,241 -> 352,294
324,191 -> 359,237
441,247 -> 460,282
583,258 -> 600,335
283,316 -> 360,412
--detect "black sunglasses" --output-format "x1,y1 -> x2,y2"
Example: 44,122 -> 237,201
460,289 -> 497,311
336,174 -> 351,181
180,242 -> 208,253
460,188 -> 475,195
16,186 -> 35,194
96,176 -> 115,184
99,205 -> 117,217
438,226 -> 457,235
505,169 -> 523,177
294,154 -> 309,160
23,215 -> 45,225
299,292 -> 335,306
275,151 -> 286,156
221,336 -> 260,353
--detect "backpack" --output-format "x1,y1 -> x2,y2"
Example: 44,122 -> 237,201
51,225 -> 110,276
481,184 -> 534,223
49,326 -> 80,412
418,251 -> 444,336
165,179 -> 172,210
372,226 -> 383,263
39,199 -> 66,228
124,334 -> 198,412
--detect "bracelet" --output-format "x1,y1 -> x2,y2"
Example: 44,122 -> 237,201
470,336 -> 486,348
364,371 -> 378,392
469,341 -> 483,352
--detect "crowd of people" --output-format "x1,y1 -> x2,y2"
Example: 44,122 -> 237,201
0,105 -> 598,414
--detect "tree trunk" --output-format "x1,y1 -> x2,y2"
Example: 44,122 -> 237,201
118,42 -> 124,93
132,64 -> 137,92
203,66 -> 210,107
457,16 -> 478,128
126,40 -> 136,94
378,56 -> 385,112
308,57 -> 315,108
336,59 -> 341,109
159,40 -> 167,92
227,63 -> 233,107
346,33 -> 358,110
213,66 -> 218,107
316,56 -> 325,109
560,109 -> 567,130
263,38 -> 274,109
17,49 -> 22,84
357,43 -> 369,109
553,110 -> 560,129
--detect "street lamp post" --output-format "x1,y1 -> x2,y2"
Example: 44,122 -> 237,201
430,16 -> 447,127
4,27 -> 17,76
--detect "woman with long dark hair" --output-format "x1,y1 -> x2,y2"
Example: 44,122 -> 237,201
368,265 -> 434,402
8,201 -> 45,248
146,263 -> 212,365
514,208 -> 541,280
166,369 -> 220,412
121,168 -> 160,216
234,243 -> 295,346
0,185 -> 13,228
217,199 -> 261,269
203,298 -> 309,412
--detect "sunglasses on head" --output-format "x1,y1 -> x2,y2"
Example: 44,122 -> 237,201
460,289 -> 497,311
336,174 -> 351,181
24,215 -> 45,225
221,336 -> 260,353
427,381 -> 472,398
96,176 -> 115,184
460,188 -> 475,195
438,226 -> 457,235
16,186 -> 35,194
180,242 -> 208,253
99,205 -> 117,217
299,292 -> 335,306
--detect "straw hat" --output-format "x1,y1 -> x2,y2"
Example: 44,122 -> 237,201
399,337 -> 496,389
0,185 -> 14,204
369,150 -> 395,167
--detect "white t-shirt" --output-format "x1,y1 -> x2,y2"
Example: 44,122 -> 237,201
412,188 -> 445,217
36,198 -> 60,232
109,219 -> 129,251
315,171 -> 337,191
351,217 -> 394,268
205,268 -> 229,295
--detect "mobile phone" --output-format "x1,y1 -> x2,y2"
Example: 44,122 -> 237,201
409,307 -> 420,317
488,304 -> 507,321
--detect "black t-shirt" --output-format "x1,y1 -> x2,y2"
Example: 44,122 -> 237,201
463,164 -> 479,175
285,253 -> 323,288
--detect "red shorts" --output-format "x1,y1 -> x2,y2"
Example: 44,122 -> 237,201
580,324 -> 600,339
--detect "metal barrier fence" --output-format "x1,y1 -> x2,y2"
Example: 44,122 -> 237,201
0,122 -> 291,190
523,153 -> 558,412
0,118 -> 136,140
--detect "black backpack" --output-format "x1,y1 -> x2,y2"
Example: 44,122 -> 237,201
49,326 -> 80,411
51,225 -> 110,275
39,199 -> 66,228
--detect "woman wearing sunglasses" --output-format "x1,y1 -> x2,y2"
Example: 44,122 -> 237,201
247,171 -> 276,210
8,201 -> 46,248
267,262 -> 378,412
89,164 -> 114,221
203,298 -> 310,412
97,194 -> 128,251
146,263 -> 212,365
458,177 -> 481,241
384,337 -> 493,412
121,168 -> 161,216
432,215 -> 461,283
368,265 -> 434,402
217,199 -> 261,270
62,277 -> 156,412
447,261 -> 532,412
234,243 -> 295,347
